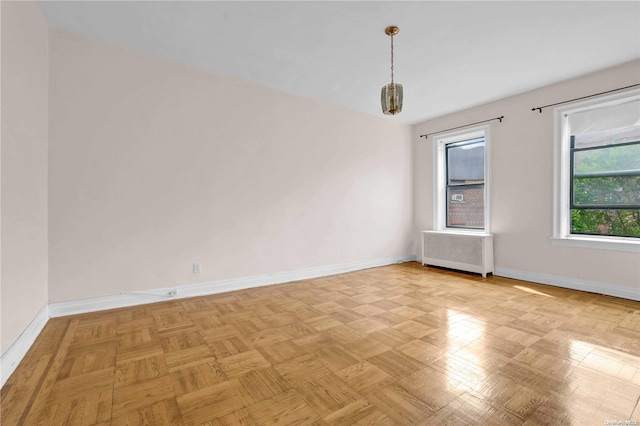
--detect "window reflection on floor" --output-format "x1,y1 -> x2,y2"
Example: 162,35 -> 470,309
568,339 -> 640,420
445,309 -> 486,392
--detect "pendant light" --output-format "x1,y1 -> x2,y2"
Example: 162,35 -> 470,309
381,26 -> 403,115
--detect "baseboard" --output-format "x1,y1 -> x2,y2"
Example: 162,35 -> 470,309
1,303 -> 50,388
495,267 -> 640,301
49,254 -> 417,318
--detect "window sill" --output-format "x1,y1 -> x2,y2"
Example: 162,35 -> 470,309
428,229 -> 493,237
551,236 -> 640,253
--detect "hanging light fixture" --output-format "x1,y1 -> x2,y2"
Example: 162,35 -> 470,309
381,25 -> 403,115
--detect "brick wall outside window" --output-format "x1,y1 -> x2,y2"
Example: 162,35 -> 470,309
448,187 -> 484,228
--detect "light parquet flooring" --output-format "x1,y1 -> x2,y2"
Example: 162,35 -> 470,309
2,262 -> 640,425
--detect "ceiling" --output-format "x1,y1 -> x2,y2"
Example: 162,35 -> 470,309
37,1 -> 640,124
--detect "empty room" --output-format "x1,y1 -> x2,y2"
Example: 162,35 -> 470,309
1,1 -> 639,424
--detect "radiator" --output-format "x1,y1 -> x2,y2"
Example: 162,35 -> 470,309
421,231 -> 494,277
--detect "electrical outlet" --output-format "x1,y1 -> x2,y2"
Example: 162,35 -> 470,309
168,289 -> 178,297
193,263 -> 201,274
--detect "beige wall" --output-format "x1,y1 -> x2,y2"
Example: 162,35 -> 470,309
48,30 -> 413,302
414,60 -> 640,292
1,1 -> 49,353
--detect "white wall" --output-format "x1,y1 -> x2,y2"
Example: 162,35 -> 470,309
48,30 -> 414,303
1,1 -> 49,354
414,60 -> 640,295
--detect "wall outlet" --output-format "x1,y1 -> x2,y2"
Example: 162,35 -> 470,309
193,263 -> 201,274
168,289 -> 178,297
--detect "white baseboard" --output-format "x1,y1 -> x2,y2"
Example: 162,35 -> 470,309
49,254 -> 417,318
495,267 -> 640,301
1,303 -> 49,388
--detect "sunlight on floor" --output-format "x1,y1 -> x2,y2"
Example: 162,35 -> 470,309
513,285 -> 554,298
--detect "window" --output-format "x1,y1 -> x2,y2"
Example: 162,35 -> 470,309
553,89 -> 640,251
434,126 -> 490,232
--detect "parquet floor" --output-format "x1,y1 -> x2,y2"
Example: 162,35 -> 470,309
2,262 -> 639,425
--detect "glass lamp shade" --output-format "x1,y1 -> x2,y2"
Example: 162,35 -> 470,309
381,83 -> 403,115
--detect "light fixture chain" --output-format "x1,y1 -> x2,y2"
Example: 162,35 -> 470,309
390,33 -> 394,84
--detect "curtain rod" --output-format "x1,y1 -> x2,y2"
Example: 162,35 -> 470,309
419,116 -> 504,139
531,84 -> 640,113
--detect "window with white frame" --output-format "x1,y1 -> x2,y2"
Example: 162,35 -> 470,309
553,89 -> 640,251
434,126 -> 490,231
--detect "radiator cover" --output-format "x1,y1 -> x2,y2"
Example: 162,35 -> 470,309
421,231 -> 494,277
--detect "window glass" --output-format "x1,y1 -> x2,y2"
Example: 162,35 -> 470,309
446,137 -> 485,229
567,98 -> 640,238
447,139 -> 484,185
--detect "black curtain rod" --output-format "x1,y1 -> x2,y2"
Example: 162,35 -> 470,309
531,84 -> 640,113
419,116 -> 504,139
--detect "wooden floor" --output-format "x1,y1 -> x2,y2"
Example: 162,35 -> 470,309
2,262 -> 639,425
